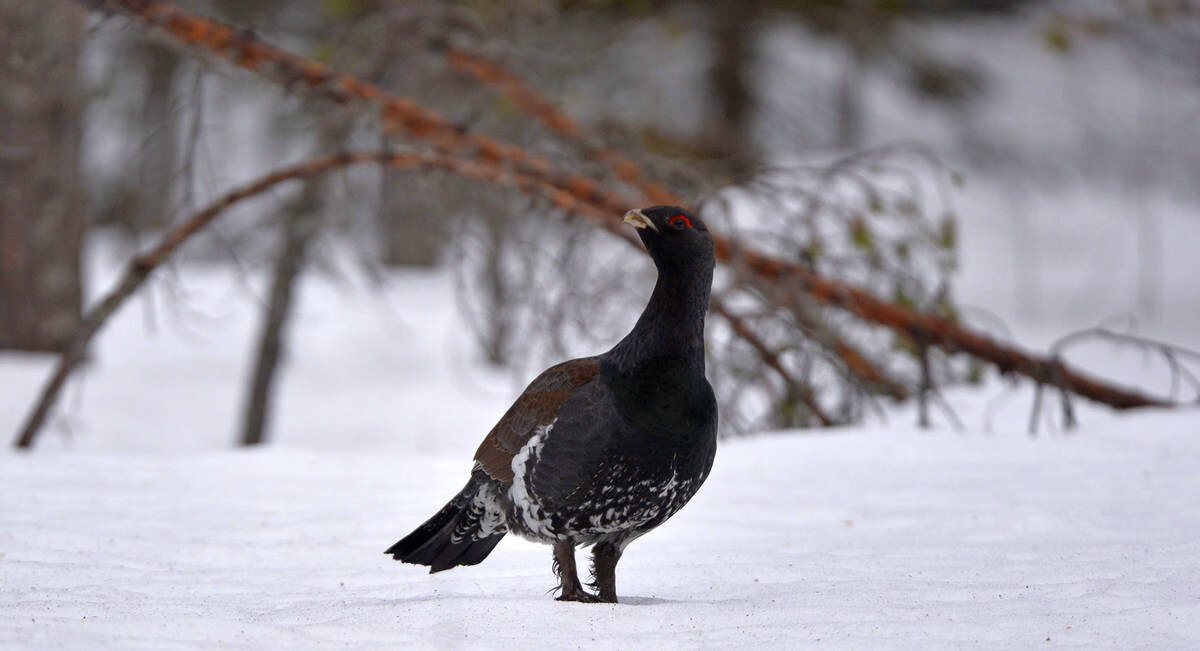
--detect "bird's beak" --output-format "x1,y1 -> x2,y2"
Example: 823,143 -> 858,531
623,209 -> 658,232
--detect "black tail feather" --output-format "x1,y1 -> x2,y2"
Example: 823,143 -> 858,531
385,472 -> 507,573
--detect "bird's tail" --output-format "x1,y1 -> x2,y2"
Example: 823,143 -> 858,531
385,471 -> 507,573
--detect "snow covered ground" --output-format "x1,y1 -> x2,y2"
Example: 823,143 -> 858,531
5,7 -> 1200,644
3,215 -> 1199,648
4,411 -> 1199,648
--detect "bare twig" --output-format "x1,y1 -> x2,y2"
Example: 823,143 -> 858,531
83,0 -> 636,218
748,276 -> 911,401
14,148 -> 618,449
1052,326 -> 1200,406
70,0 -> 1180,418
917,338 -> 932,428
444,44 -> 917,407
713,302 -> 834,427
441,44 -> 676,205
1029,381 -> 1045,436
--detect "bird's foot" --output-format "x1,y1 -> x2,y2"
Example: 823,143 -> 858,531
556,586 -> 602,603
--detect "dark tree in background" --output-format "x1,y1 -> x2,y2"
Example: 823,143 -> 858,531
91,40 -> 182,233
0,0 -> 87,352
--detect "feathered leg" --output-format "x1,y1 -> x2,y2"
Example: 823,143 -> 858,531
553,538 -> 598,602
591,541 -> 622,603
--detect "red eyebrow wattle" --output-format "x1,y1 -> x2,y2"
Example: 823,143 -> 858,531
669,214 -> 692,228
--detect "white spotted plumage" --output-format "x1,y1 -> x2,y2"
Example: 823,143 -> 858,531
507,419 -> 556,538
470,481 -> 507,538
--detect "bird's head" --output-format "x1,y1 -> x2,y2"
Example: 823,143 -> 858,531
623,205 -> 715,275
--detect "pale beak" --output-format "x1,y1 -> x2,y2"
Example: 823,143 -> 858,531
623,209 -> 658,232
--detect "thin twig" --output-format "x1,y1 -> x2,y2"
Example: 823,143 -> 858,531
441,44 -> 676,205
14,148 -> 616,449
444,44 -> 916,407
72,0 -> 1180,416
714,302 -> 834,427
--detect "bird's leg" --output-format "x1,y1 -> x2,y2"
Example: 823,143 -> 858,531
553,538 -> 598,602
590,541 -> 623,603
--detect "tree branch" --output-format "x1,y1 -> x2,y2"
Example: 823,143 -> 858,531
72,0 -> 1177,417
713,301 -> 834,427
439,44 -> 1167,413
441,44 -> 676,205
15,148 -> 609,449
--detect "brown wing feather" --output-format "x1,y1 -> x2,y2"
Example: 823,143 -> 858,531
473,357 -> 600,483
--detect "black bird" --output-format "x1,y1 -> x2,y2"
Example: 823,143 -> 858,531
386,205 -> 717,603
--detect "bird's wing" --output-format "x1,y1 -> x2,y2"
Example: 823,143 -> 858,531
473,357 -> 601,484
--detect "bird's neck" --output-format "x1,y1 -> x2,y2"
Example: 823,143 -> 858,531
608,264 -> 712,372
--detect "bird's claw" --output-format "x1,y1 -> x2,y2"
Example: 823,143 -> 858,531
556,587 -> 602,603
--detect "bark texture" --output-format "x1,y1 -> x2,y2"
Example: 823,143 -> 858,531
0,0 -> 86,352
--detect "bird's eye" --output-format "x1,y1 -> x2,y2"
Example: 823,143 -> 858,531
669,214 -> 692,229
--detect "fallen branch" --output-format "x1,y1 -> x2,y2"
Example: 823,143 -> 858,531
73,0 -> 1176,416
14,148 -> 623,449
441,44 -> 676,205
437,43 -> 1168,413
444,45 -> 926,404
713,302 -> 834,427
84,0 -> 634,215
1052,327 -> 1200,403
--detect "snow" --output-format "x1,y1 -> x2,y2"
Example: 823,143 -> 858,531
6,8 -> 1200,647
4,412 -> 1200,648
3,229 -> 1199,648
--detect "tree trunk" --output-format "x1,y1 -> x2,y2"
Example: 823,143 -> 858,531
0,0 -> 86,352
835,44 -> 866,150
378,169 -> 445,267
239,113 -> 349,447
134,43 -> 180,231
239,202 -> 316,446
708,0 -> 762,177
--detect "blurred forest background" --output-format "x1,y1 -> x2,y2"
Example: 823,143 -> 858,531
3,0 -> 1198,447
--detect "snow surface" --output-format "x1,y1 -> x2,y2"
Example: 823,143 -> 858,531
3,227 -> 1200,648
6,8 -> 1200,646
5,411 -> 1200,648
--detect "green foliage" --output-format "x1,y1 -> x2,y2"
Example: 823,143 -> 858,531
322,0 -> 365,19
938,215 -> 956,250
850,217 -> 875,250
309,42 -> 336,65
907,58 -> 985,105
1042,21 -> 1073,54
966,359 -> 985,384
802,239 -> 824,265
892,285 -> 916,311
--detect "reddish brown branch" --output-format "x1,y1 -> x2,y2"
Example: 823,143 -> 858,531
744,276 -> 911,401
14,148 -> 615,449
444,44 -> 910,402
713,302 -> 834,427
434,44 -> 1163,411
74,0 -> 1174,415
87,0 -> 634,214
729,243 -> 1168,409
443,45 -> 676,205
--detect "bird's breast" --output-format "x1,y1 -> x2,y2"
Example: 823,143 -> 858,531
600,355 -> 716,444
